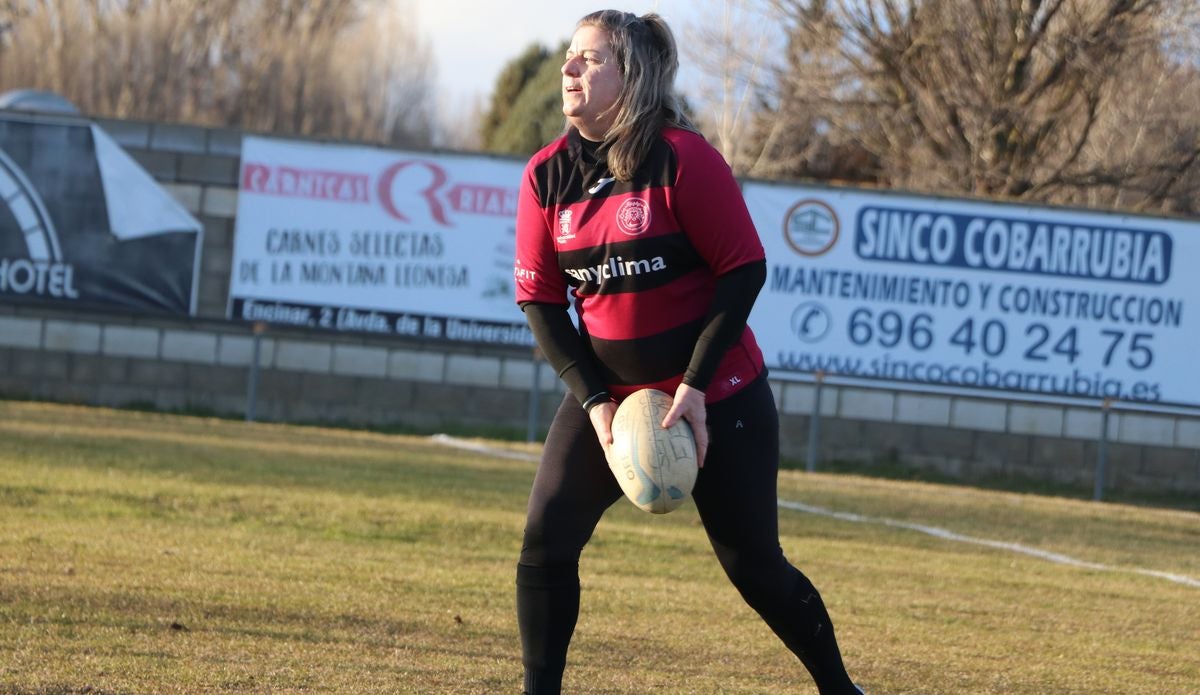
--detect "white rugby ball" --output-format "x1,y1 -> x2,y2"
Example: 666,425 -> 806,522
607,389 -> 698,514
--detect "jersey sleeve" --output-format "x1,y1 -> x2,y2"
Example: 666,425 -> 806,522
669,132 -> 765,275
514,161 -> 568,306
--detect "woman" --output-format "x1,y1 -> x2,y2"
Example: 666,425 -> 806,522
513,10 -> 861,695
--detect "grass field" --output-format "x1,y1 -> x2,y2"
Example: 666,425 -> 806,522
1,399 -> 1197,694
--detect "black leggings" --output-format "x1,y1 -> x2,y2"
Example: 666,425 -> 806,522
516,375 -> 856,694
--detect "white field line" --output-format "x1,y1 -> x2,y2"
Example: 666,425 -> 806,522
777,500 -> 1200,589
429,434 -> 541,461
431,435 -> 1200,589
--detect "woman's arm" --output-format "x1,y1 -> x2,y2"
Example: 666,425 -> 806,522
523,301 -> 617,455
682,259 -> 766,392
521,301 -> 611,412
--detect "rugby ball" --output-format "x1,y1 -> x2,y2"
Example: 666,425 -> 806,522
608,389 -> 698,514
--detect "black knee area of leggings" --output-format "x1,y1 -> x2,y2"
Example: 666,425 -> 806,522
718,553 -> 853,693
733,561 -> 832,653
516,561 -> 579,591
714,543 -> 793,609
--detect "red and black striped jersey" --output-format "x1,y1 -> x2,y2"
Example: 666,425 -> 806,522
515,127 -> 765,403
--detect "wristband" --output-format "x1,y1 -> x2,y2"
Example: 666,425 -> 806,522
581,391 -> 611,412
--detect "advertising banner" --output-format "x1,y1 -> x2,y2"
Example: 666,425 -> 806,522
0,112 -> 203,314
229,136 -> 532,346
744,183 -> 1200,413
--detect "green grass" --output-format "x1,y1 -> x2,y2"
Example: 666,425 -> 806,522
1,400 -> 1197,693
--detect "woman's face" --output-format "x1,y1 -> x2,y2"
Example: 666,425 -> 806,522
561,25 -> 622,140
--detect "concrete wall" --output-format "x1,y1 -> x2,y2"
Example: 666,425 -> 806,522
0,307 -> 563,431
2,113 -> 1197,496
772,382 -> 1199,493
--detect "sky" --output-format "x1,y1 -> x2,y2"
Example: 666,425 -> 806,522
411,0 -> 702,113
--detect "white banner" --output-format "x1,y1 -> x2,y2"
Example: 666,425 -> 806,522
744,183 -> 1200,413
229,136 -> 533,346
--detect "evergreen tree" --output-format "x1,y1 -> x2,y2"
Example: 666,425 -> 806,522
482,41 -> 570,155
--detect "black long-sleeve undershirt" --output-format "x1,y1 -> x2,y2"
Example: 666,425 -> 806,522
683,259 -> 766,391
521,259 -> 766,409
521,299 -> 609,410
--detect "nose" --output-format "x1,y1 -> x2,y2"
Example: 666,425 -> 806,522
562,56 -> 582,78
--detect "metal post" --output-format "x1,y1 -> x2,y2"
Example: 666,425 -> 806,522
526,348 -> 543,442
245,321 -> 266,422
1093,397 -> 1113,501
807,370 -> 825,473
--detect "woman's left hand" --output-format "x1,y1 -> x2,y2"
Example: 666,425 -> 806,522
662,383 -> 708,467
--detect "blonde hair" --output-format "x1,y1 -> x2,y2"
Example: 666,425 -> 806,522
577,10 -> 698,180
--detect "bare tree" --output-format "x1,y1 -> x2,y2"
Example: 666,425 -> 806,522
725,0 -> 1200,213
678,0 -> 779,168
1057,2 -> 1200,214
0,0 -> 434,147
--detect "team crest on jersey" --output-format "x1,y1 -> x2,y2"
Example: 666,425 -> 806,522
616,198 -> 651,235
556,209 -> 575,242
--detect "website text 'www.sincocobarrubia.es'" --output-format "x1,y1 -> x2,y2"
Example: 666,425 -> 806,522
774,351 -> 1163,402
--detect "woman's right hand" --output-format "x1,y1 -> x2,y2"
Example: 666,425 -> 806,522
588,400 -> 617,460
